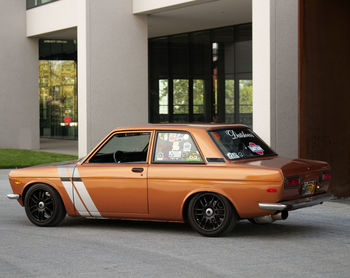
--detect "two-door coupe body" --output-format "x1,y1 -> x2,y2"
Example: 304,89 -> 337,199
7,124 -> 332,236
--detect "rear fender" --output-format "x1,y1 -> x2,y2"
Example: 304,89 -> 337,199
181,188 -> 241,220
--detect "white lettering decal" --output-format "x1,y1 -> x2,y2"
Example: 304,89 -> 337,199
225,130 -> 254,140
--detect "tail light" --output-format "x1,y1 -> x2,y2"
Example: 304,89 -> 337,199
321,171 -> 331,181
285,176 -> 300,188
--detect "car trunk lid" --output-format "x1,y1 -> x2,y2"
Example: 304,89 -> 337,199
231,156 -> 330,200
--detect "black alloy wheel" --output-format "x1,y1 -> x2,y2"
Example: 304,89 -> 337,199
188,192 -> 237,237
24,184 -> 66,227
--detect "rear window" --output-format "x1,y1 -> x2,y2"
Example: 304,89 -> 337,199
209,127 -> 276,160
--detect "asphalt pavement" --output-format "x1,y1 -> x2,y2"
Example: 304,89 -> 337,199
1,169 -> 349,278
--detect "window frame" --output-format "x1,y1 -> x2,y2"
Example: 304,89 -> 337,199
83,130 -> 154,165
151,130 -> 206,165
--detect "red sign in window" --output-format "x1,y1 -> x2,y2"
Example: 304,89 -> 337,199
64,117 -> 72,126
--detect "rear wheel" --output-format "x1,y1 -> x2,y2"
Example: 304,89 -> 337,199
188,192 -> 237,237
24,184 -> 66,227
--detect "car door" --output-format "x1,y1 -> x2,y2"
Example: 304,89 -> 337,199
74,131 -> 152,217
148,130 -> 207,220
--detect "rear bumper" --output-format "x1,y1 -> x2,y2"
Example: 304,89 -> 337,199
259,193 -> 333,211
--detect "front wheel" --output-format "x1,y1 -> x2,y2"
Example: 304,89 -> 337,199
24,184 -> 66,227
188,192 -> 237,237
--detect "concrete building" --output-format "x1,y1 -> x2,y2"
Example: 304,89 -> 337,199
0,0 -> 349,196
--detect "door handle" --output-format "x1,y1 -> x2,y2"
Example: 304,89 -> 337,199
132,168 -> 144,173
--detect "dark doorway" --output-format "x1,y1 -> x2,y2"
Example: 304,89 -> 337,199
299,0 -> 350,196
149,24 -> 252,126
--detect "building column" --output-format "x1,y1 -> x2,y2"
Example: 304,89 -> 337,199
78,0 -> 148,157
0,0 -> 39,150
252,0 -> 298,157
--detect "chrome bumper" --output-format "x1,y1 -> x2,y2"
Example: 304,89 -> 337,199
7,194 -> 20,200
259,193 -> 333,211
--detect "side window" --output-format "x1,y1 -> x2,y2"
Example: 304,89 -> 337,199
153,131 -> 203,163
89,132 -> 151,163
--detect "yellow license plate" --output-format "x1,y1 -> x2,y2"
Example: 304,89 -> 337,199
301,180 -> 315,195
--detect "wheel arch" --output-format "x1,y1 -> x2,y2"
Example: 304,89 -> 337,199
22,180 -> 74,216
181,189 -> 240,222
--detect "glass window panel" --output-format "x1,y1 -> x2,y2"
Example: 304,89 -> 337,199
154,132 -> 203,163
193,80 -> 204,114
213,27 -> 234,43
170,35 -> 189,76
235,24 -> 252,42
239,80 -> 253,127
39,60 -> 77,139
148,24 -> 252,125
224,42 -> 235,74
173,79 -> 189,114
225,79 -> 235,114
191,31 -> 211,76
235,40 -> 252,73
159,79 -> 168,115
61,61 -> 76,85
214,79 -> 218,115
89,133 -> 151,164
150,38 -> 168,76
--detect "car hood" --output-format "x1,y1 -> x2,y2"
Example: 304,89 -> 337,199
8,160 -> 79,179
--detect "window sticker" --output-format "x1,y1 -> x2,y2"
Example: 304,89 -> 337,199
183,142 -> 191,152
157,152 -> 164,161
159,133 -> 168,141
172,141 -> 180,151
169,150 -> 181,159
227,152 -> 240,159
176,134 -> 184,141
186,152 -> 201,162
225,130 -> 254,140
248,142 -> 264,155
154,132 -> 203,163
169,134 -> 176,142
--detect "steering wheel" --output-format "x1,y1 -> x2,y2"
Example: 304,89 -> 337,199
113,151 -> 123,163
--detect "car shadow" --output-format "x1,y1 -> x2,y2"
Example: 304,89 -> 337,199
230,220 -> 324,238
60,217 -> 325,238
61,216 -> 192,232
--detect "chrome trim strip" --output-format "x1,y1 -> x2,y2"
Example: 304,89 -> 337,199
259,203 -> 287,211
259,193 -> 333,211
7,194 -> 19,200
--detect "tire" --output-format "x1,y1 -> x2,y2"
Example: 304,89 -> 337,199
24,184 -> 66,227
188,192 -> 237,237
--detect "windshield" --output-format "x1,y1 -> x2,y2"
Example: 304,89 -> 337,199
209,127 -> 277,160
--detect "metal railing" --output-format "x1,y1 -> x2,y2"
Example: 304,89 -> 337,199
26,0 -> 58,10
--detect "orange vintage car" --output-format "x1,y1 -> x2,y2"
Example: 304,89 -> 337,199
7,124 -> 332,236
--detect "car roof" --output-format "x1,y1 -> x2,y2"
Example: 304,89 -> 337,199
110,123 -> 248,133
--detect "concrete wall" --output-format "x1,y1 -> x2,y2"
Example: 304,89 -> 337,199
27,0 -> 78,37
0,0 -> 39,150
133,0 -> 216,14
79,0 -> 148,156
253,0 -> 298,157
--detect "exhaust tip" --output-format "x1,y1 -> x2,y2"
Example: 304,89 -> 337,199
281,210 -> 289,220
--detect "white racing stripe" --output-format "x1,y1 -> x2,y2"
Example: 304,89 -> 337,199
73,167 -> 102,217
73,187 -> 90,217
57,166 -> 74,202
58,165 -> 91,217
